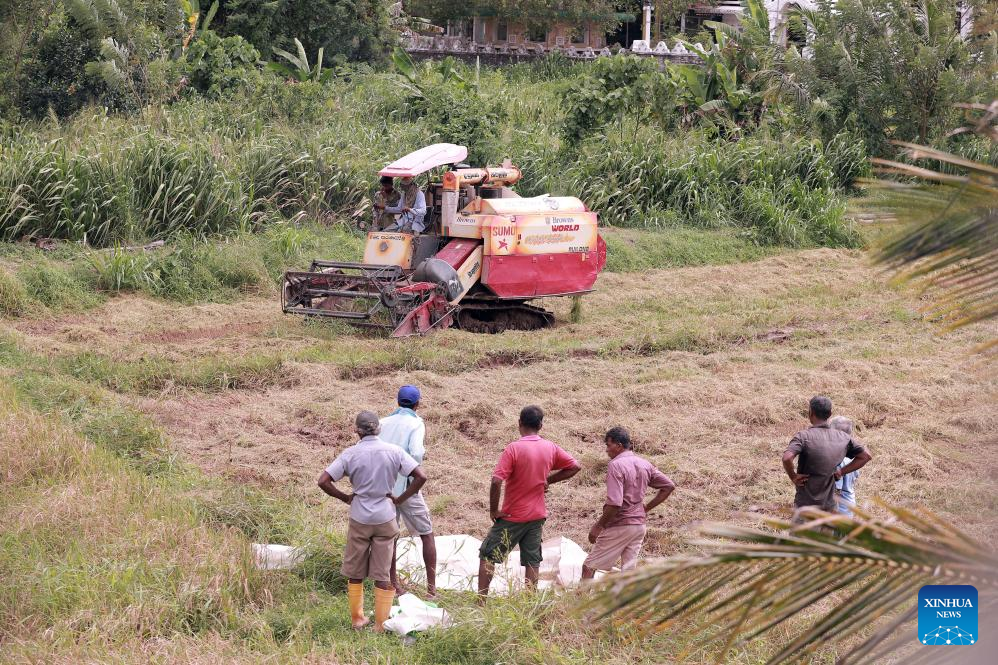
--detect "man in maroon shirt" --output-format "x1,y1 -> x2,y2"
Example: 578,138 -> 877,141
478,405 -> 581,600
582,426 -> 676,579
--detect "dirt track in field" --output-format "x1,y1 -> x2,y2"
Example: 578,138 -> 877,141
10,248 -> 998,552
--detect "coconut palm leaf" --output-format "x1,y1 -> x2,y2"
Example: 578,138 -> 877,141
590,503 -> 998,664
860,101 -> 998,348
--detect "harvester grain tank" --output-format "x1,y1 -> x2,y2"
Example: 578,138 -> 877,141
281,143 -> 607,336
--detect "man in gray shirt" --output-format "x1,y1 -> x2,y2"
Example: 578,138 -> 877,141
782,396 -> 871,516
318,411 -> 427,632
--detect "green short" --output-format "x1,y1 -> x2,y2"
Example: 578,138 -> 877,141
479,518 -> 545,568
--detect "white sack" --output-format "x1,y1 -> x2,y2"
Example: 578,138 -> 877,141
395,534 -> 599,595
252,543 -> 305,570
382,593 -> 451,637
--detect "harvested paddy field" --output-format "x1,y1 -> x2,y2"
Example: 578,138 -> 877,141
8,247 -> 997,551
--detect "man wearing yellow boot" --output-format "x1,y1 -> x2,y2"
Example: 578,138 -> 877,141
318,411 -> 428,631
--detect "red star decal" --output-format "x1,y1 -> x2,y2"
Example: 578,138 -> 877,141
497,239 -> 509,251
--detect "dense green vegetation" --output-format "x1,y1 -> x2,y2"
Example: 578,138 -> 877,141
2,0 -> 993,257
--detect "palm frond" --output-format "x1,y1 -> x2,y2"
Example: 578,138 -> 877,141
858,102 -> 998,348
590,503 -> 998,664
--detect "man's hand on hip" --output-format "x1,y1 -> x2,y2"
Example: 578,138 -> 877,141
791,473 -> 809,487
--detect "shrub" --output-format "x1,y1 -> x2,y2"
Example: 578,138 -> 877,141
182,30 -> 261,99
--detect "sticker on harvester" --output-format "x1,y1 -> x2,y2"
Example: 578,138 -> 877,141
918,585 -> 978,646
486,212 -> 597,256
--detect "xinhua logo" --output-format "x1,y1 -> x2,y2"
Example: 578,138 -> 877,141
918,585 -> 978,646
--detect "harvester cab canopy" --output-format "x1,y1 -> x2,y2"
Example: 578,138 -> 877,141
378,143 -> 468,178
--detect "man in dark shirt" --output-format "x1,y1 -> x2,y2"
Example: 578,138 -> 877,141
782,396 -> 872,515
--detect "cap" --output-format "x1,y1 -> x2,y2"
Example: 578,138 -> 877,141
398,385 -> 421,406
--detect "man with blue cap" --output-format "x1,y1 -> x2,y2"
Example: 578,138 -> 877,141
381,384 -> 437,597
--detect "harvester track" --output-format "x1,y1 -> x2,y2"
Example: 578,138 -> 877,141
456,299 -> 554,334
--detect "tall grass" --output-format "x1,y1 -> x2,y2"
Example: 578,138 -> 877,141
558,130 -> 861,247
0,385 -> 265,644
2,68 -> 864,249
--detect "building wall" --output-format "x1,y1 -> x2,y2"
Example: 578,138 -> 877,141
453,17 -> 605,49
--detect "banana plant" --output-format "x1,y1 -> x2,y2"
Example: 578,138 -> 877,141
180,0 -> 217,52
267,38 -> 334,83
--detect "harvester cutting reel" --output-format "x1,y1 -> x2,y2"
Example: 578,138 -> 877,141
282,259 -> 554,337
282,259 -> 465,337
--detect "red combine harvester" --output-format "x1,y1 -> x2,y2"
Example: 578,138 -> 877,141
281,143 -> 607,336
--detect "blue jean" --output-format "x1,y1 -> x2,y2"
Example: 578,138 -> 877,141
836,488 -> 856,516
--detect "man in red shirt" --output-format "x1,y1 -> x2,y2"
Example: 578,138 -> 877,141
478,405 -> 580,600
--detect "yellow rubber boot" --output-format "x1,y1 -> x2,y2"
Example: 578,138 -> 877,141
348,582 -> 368,629
373,586 -> 396,633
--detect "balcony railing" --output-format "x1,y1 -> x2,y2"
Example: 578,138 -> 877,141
403,34 -> 702,63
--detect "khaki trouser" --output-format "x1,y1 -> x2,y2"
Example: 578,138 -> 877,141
341,518 -> 399,582
583,524 -> 647,572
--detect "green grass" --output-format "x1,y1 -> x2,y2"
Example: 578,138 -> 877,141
0,223 -> 777,322
61,350 -> 288,395
603,227 -> 778,272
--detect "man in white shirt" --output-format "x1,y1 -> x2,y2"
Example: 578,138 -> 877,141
384,176 -> 427,234
381,385 -> 437,597
317,411 -> 427,631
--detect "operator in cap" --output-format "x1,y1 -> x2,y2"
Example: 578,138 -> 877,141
318,410 -> 427,631
381,385 -> 438,598
383,176 -> 427,235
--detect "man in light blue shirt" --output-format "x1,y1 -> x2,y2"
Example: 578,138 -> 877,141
384,176 -> 427,234
382,384 -> 437,597
830,415 -> 861,515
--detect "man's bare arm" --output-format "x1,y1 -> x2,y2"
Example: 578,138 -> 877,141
489,476 -> 505,521
782,451 -> 808,487
589,504 -> 622,543
645,479 -> 676,513
392,466 -> 427,504
546,463 -> 581,487
317,471 -> 354,504
835,451 -> 872,479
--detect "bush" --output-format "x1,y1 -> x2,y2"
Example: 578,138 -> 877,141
182,31 -> 261,99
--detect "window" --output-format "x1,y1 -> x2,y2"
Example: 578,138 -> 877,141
497,21 -> 508,42
527,24 -> 547,43
447,19 -> 473,38
571,26 -> 587,44
474,18 -> 485,42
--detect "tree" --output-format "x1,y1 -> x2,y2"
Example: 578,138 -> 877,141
215,0 -> 393,62
592,504 -> 998,664
790,0 -> 997,155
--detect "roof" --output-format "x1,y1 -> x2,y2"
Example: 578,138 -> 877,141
379,144 -> 469,178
